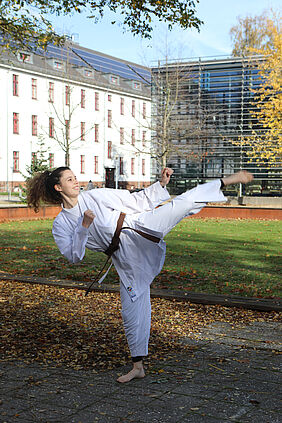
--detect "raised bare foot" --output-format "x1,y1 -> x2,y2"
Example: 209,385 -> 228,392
222,170 -> 254,186
117,365 -> 145,383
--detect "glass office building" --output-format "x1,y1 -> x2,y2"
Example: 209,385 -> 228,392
151,56 -> 281,196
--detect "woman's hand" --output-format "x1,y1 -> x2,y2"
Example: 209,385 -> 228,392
160,167 -> 174,187
82,210 -> 95,228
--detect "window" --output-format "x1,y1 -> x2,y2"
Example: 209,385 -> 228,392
18,52 -> 32,63
54,60 -> 63,70
48,153 -> 54,168
131,129 -> 135,146
94,156 -> 98,174
95,92 -> 99,111
65,120 -> 70,140
131,158 -> 135,175
84,69 -> 93,77
49,82 -> 54,103
81,89 -> 85,108
32,115 -> 37,136
132,100 -> 135,117
143,102 -> 146,119
110,75 -> 119,85
95,124 -> 99,142
119,157 -> 124,175
120,97 -> 124,115
108,94 -> 112,102
31,78 -> 37,99
120,127 -> 124,144
142,158 -> 145,175
142,131 -> 146,147
107,141 -> 112,159
49,117 -> 54,138
13,151 -> 19,172
13,75 -> 19,96
13,113 -> 19,134
31,152 -> 37,165
81,122 -> 85,140
80,155 -> 85,174
133,81 -> 141,90
108,110 -> 112,128
65,85 -> 70,106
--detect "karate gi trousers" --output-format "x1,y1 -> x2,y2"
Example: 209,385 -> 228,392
120,179 -> 225,359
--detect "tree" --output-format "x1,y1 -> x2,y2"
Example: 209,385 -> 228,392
231,17 -> 282,167
134,58 -> 219,178
229,10 -> 280,57
0,0 -> 203,53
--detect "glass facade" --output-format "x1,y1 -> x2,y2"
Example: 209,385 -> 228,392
151,57 -> 281,196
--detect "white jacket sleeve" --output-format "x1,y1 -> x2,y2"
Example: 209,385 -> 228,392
52,216 -> 89,264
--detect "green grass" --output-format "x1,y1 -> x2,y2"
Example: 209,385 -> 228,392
0,218 -> 281,298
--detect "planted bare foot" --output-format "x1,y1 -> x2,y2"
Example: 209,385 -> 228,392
222,170 -> 254,186
117,364 -> 145,383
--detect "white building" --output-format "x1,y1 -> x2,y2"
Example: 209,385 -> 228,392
0,42 -> 152,191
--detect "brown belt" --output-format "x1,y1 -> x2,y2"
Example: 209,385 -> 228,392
104,212 -> 160,256
85,212 -> 160,296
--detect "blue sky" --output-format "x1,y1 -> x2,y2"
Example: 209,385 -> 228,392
48,0 -> 281,66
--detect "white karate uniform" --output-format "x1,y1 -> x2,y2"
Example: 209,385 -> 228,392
52,179 -> 226,358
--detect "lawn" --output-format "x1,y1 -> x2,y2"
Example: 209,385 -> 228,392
0,218 -> 281,298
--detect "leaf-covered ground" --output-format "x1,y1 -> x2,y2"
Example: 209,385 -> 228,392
0,218 -> 281,297
0,281 -> 280,371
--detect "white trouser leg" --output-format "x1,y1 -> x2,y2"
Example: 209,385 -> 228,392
120,282 -> 151,358
139,179 -> 225,237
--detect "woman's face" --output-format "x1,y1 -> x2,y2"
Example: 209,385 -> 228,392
55,169 -> 80,199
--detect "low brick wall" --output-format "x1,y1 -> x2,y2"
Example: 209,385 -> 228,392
0,205 -> 281,222
0,206 -> 61,221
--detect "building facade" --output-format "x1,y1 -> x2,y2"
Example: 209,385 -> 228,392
0,42 -> 152,191
152,57 -> 281,196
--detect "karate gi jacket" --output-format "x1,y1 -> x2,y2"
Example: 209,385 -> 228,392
52,182 -> 170,301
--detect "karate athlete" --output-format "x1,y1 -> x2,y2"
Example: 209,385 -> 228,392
27,167 -> 253,383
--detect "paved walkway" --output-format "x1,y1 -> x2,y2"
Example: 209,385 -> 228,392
1,321 -> 281,423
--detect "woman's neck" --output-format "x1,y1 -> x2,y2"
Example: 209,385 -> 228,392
61,195 -> 79,209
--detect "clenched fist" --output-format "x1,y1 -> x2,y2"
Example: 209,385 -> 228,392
82,209 -> 95,228
160,167 -> 174,187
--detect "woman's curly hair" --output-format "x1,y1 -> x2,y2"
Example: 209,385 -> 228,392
27,167 -> 70,212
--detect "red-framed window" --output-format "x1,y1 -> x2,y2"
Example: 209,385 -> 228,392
31,152 -> 37,165
119,157 -> 124,175
80,155 -> 85,174
131,129 -> 135,146
31,78 -> 37,99
95,92 -> 99,111
108,94 -> 112,102
48,82 -> 54,103
94,156 -> 98,174
81,89 -> 85,108
95,124 -> 99,142
65,85 -> 70,106
132,100 -> 135,117
142,130 -> 146,147
143,102 -> 146,119
81,122 -> 85,140
49,117 -> 54,138
142,158 -> 146,175
48,153 -> 54,168
13,74 -> 19,96
13,113 -> 19,134
131,157 -> 135,175
108,110 -> 112,128
107,141 -> 112,159
13,151 -> 19,172
120,97 -> 124,115
120,127 -> 124,144
32,115 -> 37,136
65,120 -> 70,140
